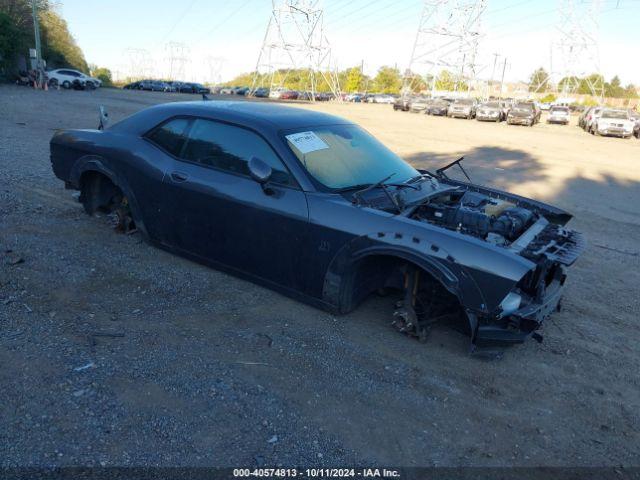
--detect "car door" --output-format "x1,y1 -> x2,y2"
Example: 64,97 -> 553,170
156,117 -> 310,291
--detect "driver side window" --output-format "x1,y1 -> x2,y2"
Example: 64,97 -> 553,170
181,119 -> 293,186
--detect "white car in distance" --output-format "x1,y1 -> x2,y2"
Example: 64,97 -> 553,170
547,106 -> 570,125
47,69 -> 102,89
594,109 -> 635,138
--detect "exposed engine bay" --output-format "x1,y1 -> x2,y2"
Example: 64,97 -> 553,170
412,190 -> 535,246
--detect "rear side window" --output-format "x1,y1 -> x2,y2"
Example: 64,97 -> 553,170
181,119 -> 292,185
146,118 -> 191,157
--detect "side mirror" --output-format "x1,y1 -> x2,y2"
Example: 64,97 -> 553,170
248,157 -> 272,184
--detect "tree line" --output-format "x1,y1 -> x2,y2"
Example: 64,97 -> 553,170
223,66 -> 473,94
529,67 -> 638,99
0,0 -> 89,78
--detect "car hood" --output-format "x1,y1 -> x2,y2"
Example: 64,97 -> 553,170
510,109 -> 534,118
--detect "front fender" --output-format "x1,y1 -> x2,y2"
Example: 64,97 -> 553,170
322,232 -> 492,314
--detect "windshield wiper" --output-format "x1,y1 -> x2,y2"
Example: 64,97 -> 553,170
352,173 -> 395,201
351,173 -> 405,213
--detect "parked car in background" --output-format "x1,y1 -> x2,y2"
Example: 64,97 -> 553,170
393,96 -> 412,111
628,109 -> 640,137
252,87 -> 270,98
447,98 -> 477,119
507,102 -> 540,126
539,103 -> 551,111
48,69 -> 101,89
235,86 -> 250,96
344,93 -> 363,102
280,90 -> 299,100
584,107 -> 603,133
578,106 -> 593,129
315,92 -> 333,102
179,83 -> 210,94
592,109 -> 635,138
476,101 -> 505,122
122,81 -> 141,90
219,86 -> 235,94
547,106 -> 570,125
427,99 -> 450,116
372,94 -> 395,104
409,97 -> 431,113
269,87 -> 287,99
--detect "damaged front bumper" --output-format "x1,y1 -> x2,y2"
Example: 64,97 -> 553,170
473,223 -> 586,347
474,277 -> 564,347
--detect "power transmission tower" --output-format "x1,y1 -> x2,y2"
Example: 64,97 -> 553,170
123,48 -> 153,80
165,42 -> 190,81
403,0 -> 487,97
205,56 -> 225,85
550,0 -> 604,99
251,0 -> 341,100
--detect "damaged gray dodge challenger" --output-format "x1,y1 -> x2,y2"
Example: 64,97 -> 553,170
50,101 -> 585,351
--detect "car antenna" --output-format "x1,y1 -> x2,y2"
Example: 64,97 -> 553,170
98,105 -> 109,130
435,156 -> 471,182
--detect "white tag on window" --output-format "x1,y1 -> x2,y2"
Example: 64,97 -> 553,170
285,131 -> 329,154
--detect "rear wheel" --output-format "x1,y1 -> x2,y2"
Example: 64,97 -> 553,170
80,173 -> 136,233
62,80 -> 71,89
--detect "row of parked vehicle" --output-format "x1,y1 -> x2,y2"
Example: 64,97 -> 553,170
394,96 -> 545,126
393,95 -> 640,137
217,86 -> 335,101
577,106 -> 640,139
122,80 -> 211,94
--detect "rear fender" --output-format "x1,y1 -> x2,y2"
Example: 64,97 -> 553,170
71,156 -> 147,236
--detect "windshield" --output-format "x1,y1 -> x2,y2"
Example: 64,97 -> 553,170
551,107 -> 569,113
285,125 -> 419,190
601,110 -> 628,119
455,99 -> 474,105
483,102 -> 500,108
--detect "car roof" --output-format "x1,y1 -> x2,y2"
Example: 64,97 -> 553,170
112,100 -> 352,134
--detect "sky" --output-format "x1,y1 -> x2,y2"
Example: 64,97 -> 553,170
58,0 -> 640,86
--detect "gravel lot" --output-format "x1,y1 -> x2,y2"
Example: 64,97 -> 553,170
1,85 -> 639,468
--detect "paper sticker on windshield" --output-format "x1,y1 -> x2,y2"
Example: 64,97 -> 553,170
285,131 -> 329,154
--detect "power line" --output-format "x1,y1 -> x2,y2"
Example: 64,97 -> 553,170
158,0 -> 199,45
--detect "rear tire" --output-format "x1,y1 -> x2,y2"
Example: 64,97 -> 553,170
62,80 -> 71,89
80,173 -> 137,233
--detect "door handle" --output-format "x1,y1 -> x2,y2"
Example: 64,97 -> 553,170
170,171 -> 188,182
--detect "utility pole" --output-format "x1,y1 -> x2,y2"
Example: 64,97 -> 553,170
499,57 -> 507,99
490,52 -> 499,96
31,0 -> 44,84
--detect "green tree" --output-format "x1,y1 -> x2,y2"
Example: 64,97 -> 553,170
434,70 -> 467,91
0,11 -> 27,75
577,73 -> 604,95
402,70 -> 427,94
91,66 -> 112,86
623,83 -> 638,99
40,8 -> 88,72
372,65 -> 401,94
605,75 -> 624,98
528,67 -> 550,92
344,66 -> 365,93
0,1 -> 89,73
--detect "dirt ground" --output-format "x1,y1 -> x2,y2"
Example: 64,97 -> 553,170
1,85 -> 639,468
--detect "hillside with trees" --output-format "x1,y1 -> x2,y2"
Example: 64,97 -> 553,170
0,0 -> 89,77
